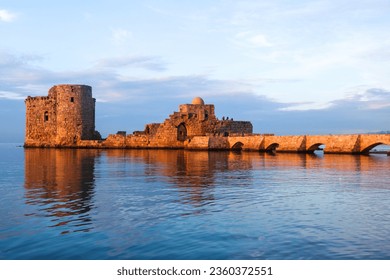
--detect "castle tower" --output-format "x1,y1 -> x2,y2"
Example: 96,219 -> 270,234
50,85 -> 96,145
25,84 -> 99,147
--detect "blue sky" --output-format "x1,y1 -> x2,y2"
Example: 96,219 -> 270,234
1,0 -> 390,142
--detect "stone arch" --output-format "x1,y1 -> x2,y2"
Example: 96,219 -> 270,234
361,142 -> 386,154
231,142 -> 244,151
265,143 -> 279,152
307,143 -> 325,153
177,123 -> 187,141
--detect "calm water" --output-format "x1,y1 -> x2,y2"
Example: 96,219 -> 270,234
1,143 -> 390,260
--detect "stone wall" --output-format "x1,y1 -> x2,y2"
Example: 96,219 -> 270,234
213,120 -> 253,136
185,136 -> 211,150
227,135 -> 263,150
25,96 -> 57,147
264,135 -> 307,152
307,135 -> 359,153
126,135 -> 151,148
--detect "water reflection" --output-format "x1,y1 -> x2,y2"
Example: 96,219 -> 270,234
24,149 -> 389,224
24,149 -> 99,233
20,148 -> 390,259
254,152 -> 386,173
96,149 -> 390,208
103,150 -> 258,208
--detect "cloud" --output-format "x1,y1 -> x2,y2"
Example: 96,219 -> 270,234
249,35 -> 273,47
280,87 -> 390,111
330,87 -> 390,110
279,102 -> 332,111
234,32 -> 273,48
0,52 -> 43,67
0,52 -> 49,99
0,51 -> 253,103
111,28 -> 132,44
96,55 -> 167,72
93,75 -> 259,104
0,90 -> 25,100
0,9 -> 17,22
265,87 -> 390,134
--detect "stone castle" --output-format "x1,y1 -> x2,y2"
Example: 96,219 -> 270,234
25,84 -> 390,153
24,84 -> 253,149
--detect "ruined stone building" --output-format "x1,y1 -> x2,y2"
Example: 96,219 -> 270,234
121,96 -> 253,148
25,85 -> 101,147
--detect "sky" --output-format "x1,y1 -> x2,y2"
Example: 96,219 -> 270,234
1,0 -> 390,142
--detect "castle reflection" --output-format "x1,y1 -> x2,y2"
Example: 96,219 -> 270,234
103,150 -> 260,211
24,148 -> 100,233
104,150 -> 233,207
24,148 -> 389,233
102,150 -> 390,208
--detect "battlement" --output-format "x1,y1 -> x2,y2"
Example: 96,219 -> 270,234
25,96 -> 51,102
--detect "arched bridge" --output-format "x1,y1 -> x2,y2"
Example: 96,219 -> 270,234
225,134 -> 390,154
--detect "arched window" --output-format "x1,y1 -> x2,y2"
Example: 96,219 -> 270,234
44,111 -> 49,122
177,123 -> 187,141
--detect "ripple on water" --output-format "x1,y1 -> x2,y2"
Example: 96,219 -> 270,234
2,148 -> 390,259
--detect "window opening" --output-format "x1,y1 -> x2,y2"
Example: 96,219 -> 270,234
44,111 -> 49,122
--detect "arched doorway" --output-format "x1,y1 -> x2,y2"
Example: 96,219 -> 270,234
231,142 -> 244,151
177,123 -> 187,141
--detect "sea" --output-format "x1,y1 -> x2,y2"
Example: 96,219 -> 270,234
1,143 -> 390,260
